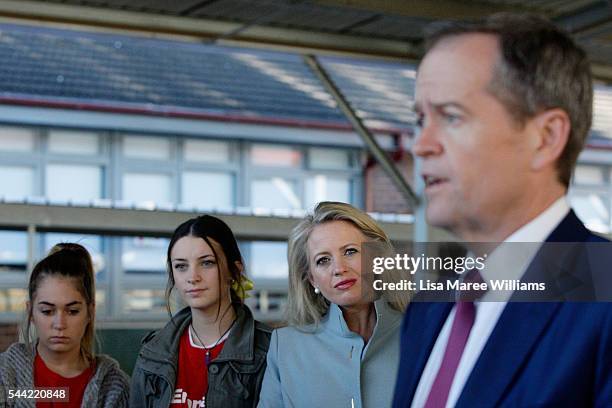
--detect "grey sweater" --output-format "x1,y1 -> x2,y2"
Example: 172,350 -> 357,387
0,343 -> 129,408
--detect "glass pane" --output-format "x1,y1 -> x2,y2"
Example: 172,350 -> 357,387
0,127 -> 35,152
305,175 -> 351,211
308,148 -> 351,169
123,173 -> 171,204
184,139 -> 230,163
0,288 -> 27,313
0,231 -> 27,272
251,178 -> 300,209
249,242 -> 288,278
123,136 -> 170,160
182,172 -> 233,208
122,289 -> 165,313
48,130 -> 99,155
251,145 -> 301,167
46,165 -> 102,201
122,237 -> 168,274
574,165 -> 604,185
0,166 -> 34,198
96,289 -> 106,315
43,233 -> 105,281
570,191 -> 610,233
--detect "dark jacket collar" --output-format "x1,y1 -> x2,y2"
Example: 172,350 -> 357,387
214,304 -> 256,363
140,303 -> 258,364
545,209 -> 590,242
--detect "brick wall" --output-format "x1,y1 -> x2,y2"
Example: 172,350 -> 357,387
365,152 -> 415,214
0,323 -> 19,352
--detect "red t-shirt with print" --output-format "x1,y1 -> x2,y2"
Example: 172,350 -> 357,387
34,354 -> 94,408
170,328 -> 225,407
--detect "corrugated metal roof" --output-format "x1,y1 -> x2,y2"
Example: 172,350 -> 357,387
0,23 -> 414,130
0,21 -> 612,144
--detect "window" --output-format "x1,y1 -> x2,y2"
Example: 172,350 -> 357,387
122,237 -> 168,274
123,173 -> 171,204
0,231 -> 27,272
122,289 -> 166,313
123,136 -> 170,160
251,144 -> 301,167
574,165 -> 604,185
308,147 -> 351,170
305,175 -> 351,210
182,172 -> 233,209
570,192 -> 610,233
0,127 -> 36,152
249,242 -> 288,279
0,288 -> 27,312
46,164 -> 102,201
247,144 -> 358,210
0,166 -> 34,198
48,130 -> 99,155
184,139 -> 230,163
251,178 -> 301,209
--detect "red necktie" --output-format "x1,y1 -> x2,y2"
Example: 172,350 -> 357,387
424,269 -> 484,408
423,301 -> 475,408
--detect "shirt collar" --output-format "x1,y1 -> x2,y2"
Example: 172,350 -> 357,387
478,196 -> 570,300
505,196 -> 570,243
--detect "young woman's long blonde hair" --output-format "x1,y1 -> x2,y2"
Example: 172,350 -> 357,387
286,201 -> 408,327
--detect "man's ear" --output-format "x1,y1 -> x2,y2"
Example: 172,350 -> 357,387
530,108 -> 570,171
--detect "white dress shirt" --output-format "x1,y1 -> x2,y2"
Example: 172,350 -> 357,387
411,197 -> 570,408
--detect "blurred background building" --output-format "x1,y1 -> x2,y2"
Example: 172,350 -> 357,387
1,0 -> 612,373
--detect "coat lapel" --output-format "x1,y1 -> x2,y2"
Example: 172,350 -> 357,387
456,302 -> 561,407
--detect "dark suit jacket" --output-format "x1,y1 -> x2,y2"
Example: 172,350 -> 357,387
393,211 -> 612,408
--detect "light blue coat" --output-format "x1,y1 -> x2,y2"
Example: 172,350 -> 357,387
258,299 -> 403,408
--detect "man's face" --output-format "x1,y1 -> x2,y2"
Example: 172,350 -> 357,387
414,33 -> 533,240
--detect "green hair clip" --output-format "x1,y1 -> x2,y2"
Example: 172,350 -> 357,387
232,276 -> 254,300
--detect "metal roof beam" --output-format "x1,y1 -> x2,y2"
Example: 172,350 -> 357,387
0,203 -> 456,242
555,1 -> 612,34
303,54 -> 426,242
314,0 -> 523,20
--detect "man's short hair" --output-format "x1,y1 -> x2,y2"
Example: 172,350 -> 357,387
424,13 -> 593,187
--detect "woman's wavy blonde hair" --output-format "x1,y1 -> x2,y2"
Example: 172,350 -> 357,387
286,201 -> 408,327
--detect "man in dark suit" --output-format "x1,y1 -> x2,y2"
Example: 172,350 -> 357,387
393,13 -> 611,408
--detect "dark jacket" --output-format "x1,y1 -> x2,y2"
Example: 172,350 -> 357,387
130,304 -> 271,408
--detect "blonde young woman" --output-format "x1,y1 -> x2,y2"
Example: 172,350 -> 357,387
259,202 -> 409,408
0,243 -> 130,408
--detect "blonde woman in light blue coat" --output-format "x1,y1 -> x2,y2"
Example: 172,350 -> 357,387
258,202 -> 409,408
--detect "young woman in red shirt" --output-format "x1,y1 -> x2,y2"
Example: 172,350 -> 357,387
0,243 -> 129,407
130,215 -> 272,408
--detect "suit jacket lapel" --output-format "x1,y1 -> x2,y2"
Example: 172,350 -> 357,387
401,302 -> 454,401
456,302 -> 561,407
456,210 -> 586,406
